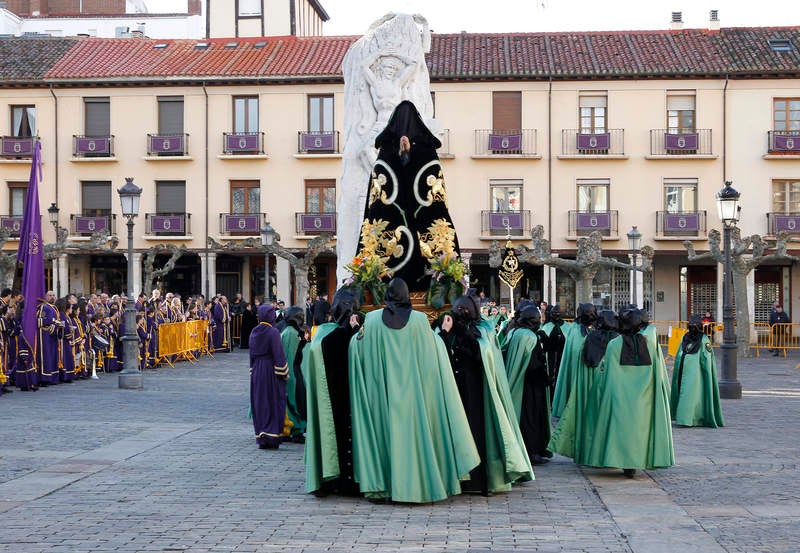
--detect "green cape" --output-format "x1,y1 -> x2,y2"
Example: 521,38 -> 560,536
437,325 -> 534,492
549,321 -> 583,418
349,309 -> 481,503
580,328 -> 675,470
670,334 -> 725,428
281,326 -> 306,435
301,322 -> 339,493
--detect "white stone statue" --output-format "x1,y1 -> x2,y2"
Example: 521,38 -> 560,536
336,13 -> 440,287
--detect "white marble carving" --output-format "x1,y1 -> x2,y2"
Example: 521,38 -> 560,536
336,12 -> 440,287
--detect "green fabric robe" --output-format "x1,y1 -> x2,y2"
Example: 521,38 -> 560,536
670,334 -> 725,428
349,309 -> 481,503
550,321 -> 585,418
436,325 -> 534,492
581,328 -> 675,470
281,326 -> 306,436
301,322 -> 339,493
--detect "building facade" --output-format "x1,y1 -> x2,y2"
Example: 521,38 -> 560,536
1,25 -> 799,321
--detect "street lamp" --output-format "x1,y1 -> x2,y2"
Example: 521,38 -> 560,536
117,177 -> 143,390
716,180 -> 742,399
627,225 -> 642,307
260,222 -> 276,301
47,202 -> 61,296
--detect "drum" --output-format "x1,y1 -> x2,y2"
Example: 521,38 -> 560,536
92,333 -> 110,353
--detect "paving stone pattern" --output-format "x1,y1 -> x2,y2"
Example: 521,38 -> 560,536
0,348 -> 798,552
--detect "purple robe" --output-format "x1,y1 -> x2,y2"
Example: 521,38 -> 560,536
212,303 -> 230,352
60,321 -> 76,382
250,313 -> 288,448
37,302 -> 61,385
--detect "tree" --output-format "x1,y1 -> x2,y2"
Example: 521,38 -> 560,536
490,225 -> 653,304
141,244 -> 187,295
684,228 -> 797,357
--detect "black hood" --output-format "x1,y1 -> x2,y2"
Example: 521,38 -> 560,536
284,306 -> 305,330
331,289 -> 360,328
382,278 -> 413,329
374,100 -> 441,150
618,307 -> 651,366
517,304 -> 541,331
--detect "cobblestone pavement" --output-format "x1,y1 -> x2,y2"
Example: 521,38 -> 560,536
0,348 -> 798,552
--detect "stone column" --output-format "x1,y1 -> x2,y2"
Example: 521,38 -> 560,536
241,256 -> 251,300
201,252 -> 217,298
461,251 -> 472,289
57,254 -> 69,296
276,256 -> 292,305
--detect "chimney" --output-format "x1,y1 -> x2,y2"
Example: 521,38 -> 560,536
709,9 -> 720,31
671,11 -> 683,30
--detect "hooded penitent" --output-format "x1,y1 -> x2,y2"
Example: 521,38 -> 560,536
382,277 -> 413,329
281,305 -> 309,440
249,303 -> 287,449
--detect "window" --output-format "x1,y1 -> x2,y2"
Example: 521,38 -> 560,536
157,96 -> 184,134
664,178 -> 697,212
492,91 -> 521,132
11,105 -> 36,137
774,98 -> 800,132
238,0 -> 262,16
579,93 -> 606,133
156,181 -> 186,214
577,179 -> 609,212
233,96 -> 258,133
84,97 -> 110,136
305,179 -> 336,213
308,95 -> 333,133
8,182 -> 27,216
230,180 -> 260,214
772,180 -> 800,213
82,181 -> 112,217
490,179 -> 522,211
667,93 -> 696,133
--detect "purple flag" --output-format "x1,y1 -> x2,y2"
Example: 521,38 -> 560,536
16,140 -> 45,355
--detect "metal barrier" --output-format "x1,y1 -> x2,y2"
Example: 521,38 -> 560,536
231,314 -> 242,346
651,320 -> 688,354
762,322 -> 800,357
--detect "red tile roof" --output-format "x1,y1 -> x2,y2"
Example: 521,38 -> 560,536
1,26 -> 798,85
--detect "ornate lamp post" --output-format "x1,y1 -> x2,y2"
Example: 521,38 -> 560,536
716,181 -> 742,399
117,177 -> 143,390
47,202 -> 61,296
260,222 -> 276,301
627,225 -> 642,307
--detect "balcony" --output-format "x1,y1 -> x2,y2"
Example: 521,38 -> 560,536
473,129 -> 538,158
559,129 -> 626,158
768,213 -> 800,235
219,213 -> 268,235
656,211 -> 707,238
297,131 -> 340,155
70,214 -> 116,237
222,132 -> 264,156
568,210 -> 619,237
146,133 -> 189,157
0,215 -> 24,237
648,129 -> 715,158
438,129 -> 453,158
1,136 -> 36,159
72,135 -> 115,158
766,131 -> 800,158
480,210 -> 531,237
296,212 -> 336,235
145,213 -> 191,236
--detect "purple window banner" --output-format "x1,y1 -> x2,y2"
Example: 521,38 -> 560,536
773,134 -> 800,152
150,215 -> 185,233
664,213 -> 700,232
75,216 -> 109,233
774,215 -> 800,232
300,213 -> 336,233
2,137 -> 34,156
301,133 -> 335,151
577,133 -> 610,150
225,134 -> 259,152
150,135 -> 185,154
488,212 -> 523,230
1,217 -> 23,233
224,214 -> 261,233
576,212 -> 611,230
665,133 -> 699,150
75,137 -> 111,155
488,133 -> 522,151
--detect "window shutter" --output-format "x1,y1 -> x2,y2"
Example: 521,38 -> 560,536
82,182 -> 112,211
667,95 -> 695,111
157,181 -> 186,213
85,98 -> 110,136
492,91 -> 521,132
579,95 -> 607,108
158,97 -> 184,134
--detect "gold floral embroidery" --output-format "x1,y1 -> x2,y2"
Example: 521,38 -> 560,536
425,170 -> 447,205
369,172 -> 387,206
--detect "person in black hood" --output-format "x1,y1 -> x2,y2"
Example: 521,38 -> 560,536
281,306 -> 310,443
617,307 -> 652,367
550,302 -> 598,419
582,310 -> 620,369
540,303 -> 567,402
381,277 -> 413,329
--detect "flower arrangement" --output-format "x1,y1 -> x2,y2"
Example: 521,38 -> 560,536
343,219 -> 403,305
418,219 -> 468,308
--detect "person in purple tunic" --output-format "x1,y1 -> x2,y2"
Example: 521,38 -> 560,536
212,296 -> 231,353
37,290 -> 63,386
250,304 -> 289,450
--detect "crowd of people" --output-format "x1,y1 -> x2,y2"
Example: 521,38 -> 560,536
0,288 -> 243,394
247,277 -> 727,504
